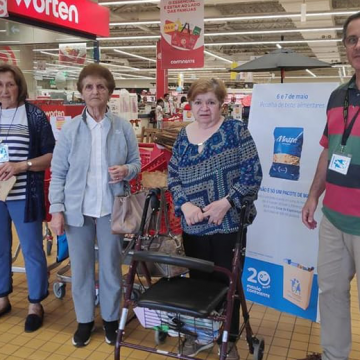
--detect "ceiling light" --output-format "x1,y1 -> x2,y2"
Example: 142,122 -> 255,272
306,69 -> 317,77
98,35 -> 160,41
111,21 -> 160,26
109,10 -> 357,26
205,39 -> 341,46
205,27 -> 342,37
99,62 -> 140,71
101,45 -> 156,50
100,0 -> 159,5
100,27 -> 342,42
114,49 -> 156,62
204,50 -> 232,64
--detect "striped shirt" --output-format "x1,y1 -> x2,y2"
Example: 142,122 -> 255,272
321,75 -> 360,235
0,104 -> 29,200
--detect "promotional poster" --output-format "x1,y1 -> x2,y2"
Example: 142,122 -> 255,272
244,82 -> 338,321
160,0 -> 204,69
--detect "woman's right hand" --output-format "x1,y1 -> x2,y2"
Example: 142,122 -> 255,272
50,212 -> 65,236
181,202 -> 205,226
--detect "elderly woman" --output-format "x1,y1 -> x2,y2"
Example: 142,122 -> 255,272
168,78 -> 262,360
49,64 -> 141,347
0,64 -> 55,331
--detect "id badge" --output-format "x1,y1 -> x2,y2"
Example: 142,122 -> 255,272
0,144 -> 9,163
329,152 -> 352,175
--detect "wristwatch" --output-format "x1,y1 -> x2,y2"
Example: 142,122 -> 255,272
27,161 -> 33,170
226,195 -> 235,208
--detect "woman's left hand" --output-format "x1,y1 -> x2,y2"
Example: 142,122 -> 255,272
0,162 -> 24,181
108,165 -> 129,183
202,198 -> 232,226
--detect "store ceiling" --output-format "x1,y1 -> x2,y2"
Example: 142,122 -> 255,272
2,0 -> 360,86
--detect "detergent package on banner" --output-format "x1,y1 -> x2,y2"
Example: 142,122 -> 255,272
269,127 -> 304,181
283,260 -> 314,310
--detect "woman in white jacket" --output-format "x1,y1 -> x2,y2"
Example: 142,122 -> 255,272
49,64 -> 141,348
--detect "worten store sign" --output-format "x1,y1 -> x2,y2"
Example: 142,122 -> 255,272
8,0 -> 109,37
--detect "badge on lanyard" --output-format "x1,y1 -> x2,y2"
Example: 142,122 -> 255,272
329,151 -> 352,175
0,143 -> 10,163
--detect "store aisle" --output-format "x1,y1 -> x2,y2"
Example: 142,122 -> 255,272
1,235 -> 360,360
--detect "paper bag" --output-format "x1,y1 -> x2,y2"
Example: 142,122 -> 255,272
141,171 -> 167,188
0,176 -> 16,201
283,263 -> 314,310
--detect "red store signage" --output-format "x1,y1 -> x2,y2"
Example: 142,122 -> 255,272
8,0 -> 109,37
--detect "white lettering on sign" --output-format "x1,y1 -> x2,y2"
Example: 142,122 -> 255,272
15,0 -> 78,24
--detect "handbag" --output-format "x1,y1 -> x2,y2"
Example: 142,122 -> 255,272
56,233 -> 69,263
111,191 -> 147,235
140,189 -> 187,278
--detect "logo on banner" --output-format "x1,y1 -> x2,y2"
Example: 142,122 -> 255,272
0,0 -> 8,17
15,0 -> 78,23
8,0 -> 109,37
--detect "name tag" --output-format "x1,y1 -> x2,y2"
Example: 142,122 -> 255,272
0,144 -> 9,163
329,152 -> 352,175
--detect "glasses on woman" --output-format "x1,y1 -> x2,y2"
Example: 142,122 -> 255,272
344,35 -> 360,48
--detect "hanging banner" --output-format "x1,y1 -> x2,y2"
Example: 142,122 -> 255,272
0,0 -> 8,17
243,82 -> 338,322
59,43 -> 86,64
160,0 -> 204,69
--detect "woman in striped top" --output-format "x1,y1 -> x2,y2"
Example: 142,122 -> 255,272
0,64 -> 55,332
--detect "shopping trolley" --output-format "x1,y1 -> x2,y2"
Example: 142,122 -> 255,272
115,192 -> 265,360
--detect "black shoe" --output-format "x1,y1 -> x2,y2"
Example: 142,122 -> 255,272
24,305 -> 44,332
103,320 -> 119,345
72,321 -> 95,347
0,302 -> 11,318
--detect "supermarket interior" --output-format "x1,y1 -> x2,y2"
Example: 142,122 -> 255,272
2,1 -> 360,360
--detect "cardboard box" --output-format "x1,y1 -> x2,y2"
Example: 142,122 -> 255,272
283,263 -> 314,310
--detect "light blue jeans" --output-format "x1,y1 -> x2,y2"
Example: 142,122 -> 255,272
0,200 -> 48,303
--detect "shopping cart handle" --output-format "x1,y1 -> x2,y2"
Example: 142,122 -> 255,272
130,251 -> 215,273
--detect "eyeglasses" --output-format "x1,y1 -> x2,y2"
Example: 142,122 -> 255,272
344,35 -> 360,48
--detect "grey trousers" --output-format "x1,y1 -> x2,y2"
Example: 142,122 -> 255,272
318,216 -> 360,360
65,215 -> 123,323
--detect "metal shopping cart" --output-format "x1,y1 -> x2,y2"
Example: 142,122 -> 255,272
115,191 -> 265,360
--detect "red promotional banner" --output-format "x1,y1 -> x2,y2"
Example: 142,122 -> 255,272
8,0 -> 109,37
59,43 -> 86,64
160,0 -> 204,69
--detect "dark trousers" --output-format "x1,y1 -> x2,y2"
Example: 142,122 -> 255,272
183,231 -> 243,342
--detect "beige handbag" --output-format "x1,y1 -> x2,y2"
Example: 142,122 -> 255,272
111,191 -> 147,235
140,189 -> 187,278
0,176 -> 16,202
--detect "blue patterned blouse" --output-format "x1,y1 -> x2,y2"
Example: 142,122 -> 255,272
168,118 -> 262,236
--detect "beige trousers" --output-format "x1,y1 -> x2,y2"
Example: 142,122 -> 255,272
318,216 -> 360,360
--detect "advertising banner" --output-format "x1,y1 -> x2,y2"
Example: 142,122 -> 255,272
8,0 -> 109,37
59,43 -> 86,65
244,83 -> 338,321
160,0 -> 204,69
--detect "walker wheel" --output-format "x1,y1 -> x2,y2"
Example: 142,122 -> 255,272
253,337 -> 265,360
53,282 -> 66,299
155,330 -> 167,345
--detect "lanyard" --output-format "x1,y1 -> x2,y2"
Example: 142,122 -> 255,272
341,90 -> 360,148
